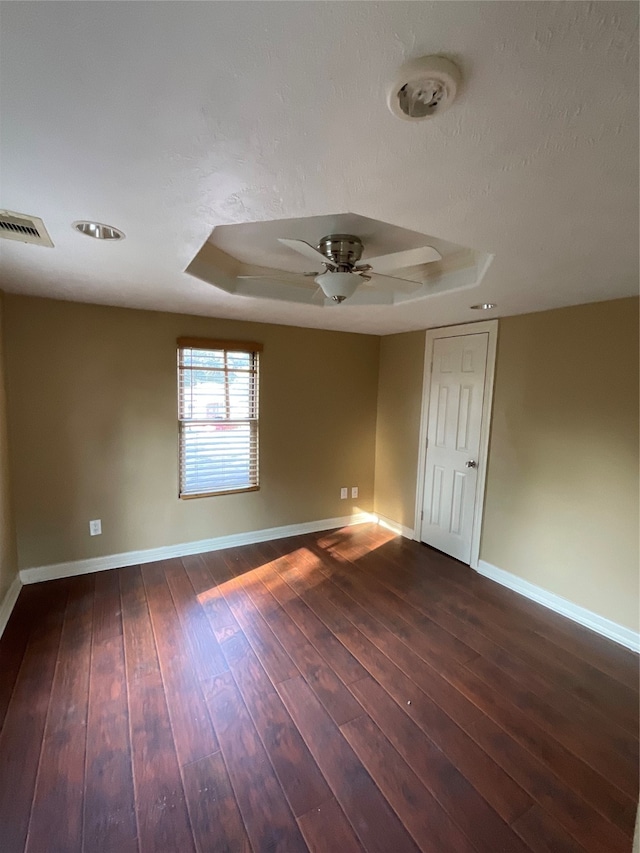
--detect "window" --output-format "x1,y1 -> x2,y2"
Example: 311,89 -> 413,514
177,338 -> 261,498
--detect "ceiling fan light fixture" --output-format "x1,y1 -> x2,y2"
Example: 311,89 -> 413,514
315,271 -> 360,303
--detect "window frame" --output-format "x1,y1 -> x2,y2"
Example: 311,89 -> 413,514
177,337 -> 262,499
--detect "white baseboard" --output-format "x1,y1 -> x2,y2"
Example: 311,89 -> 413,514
477,560 -> 640,653
19,512 -> 375,585
371,513 -> 414,540
0,574 -> 22,640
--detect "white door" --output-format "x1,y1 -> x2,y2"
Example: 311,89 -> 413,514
420,333 -> 489,563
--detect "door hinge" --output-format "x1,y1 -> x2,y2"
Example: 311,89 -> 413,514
421,510 -> 424,521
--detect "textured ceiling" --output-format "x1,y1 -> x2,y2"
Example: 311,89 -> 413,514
0,1 -> 637,335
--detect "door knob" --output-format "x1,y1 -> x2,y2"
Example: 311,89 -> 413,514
465,460 -> 477,468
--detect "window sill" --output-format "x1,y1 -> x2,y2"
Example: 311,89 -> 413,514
179,485 -> 260,500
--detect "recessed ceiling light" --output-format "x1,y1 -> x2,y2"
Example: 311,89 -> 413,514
470,302 -> 496,310
73,221 -> 125,240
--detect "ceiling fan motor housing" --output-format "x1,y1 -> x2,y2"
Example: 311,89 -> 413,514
317,234 -> 364,268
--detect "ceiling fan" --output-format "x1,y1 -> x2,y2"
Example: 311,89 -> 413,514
238,234 -> 442,303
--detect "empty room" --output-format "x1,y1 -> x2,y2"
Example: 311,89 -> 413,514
0,2 -> 638,852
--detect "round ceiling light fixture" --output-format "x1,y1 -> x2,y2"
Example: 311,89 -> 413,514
73,221 -> 125,240
470,303 -> 497,310
388,55 -> 462,121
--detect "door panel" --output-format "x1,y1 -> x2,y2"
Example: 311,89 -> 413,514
420,333 -> 488,563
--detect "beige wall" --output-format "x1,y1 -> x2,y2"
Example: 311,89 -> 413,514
375,297 -> 639,632
4,293 -> 638,633
0,293 -> 18,601
3,295 -> 379,569
374,330 -> 425,529
481,297 -> 639,631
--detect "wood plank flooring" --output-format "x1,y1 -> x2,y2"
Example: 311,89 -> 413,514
0,524 -> 637,852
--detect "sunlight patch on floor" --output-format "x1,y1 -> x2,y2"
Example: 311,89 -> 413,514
316,524 -> 397,562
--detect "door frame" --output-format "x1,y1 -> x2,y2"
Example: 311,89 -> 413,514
413,319 -> 499,569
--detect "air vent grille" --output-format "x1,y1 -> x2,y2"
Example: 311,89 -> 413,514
0,220 -> 39,238
0,211 -> 54,247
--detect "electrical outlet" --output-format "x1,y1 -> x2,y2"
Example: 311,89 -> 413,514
89,519 -> 102,536
351,486 -> 358,499
340,487 -> 348,499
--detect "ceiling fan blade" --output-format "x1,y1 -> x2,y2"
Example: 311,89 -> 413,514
237,272 -> 317,281
278,238 -> 333,268
365,246 -> 442,273
365,273 -> 424,293
311,286 -> 328,305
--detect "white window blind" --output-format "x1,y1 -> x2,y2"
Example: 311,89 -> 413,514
177,338 -> 261,498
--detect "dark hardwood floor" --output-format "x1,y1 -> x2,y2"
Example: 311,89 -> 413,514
0,523 -> 637,852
